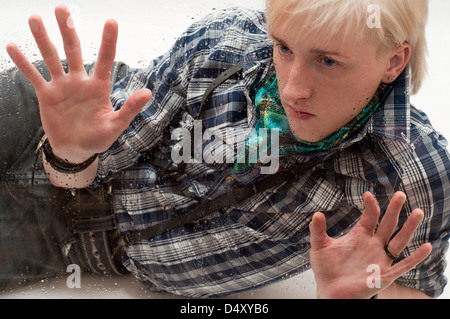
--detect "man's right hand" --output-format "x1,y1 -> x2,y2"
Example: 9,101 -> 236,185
6,5 -> 152,165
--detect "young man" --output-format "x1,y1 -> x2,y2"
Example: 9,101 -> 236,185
5,0 -> 449,298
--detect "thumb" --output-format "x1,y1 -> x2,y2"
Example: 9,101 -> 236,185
115,88 -> 152,131
309,212 -> 331,251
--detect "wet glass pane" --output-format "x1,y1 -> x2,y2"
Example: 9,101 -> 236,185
0,0 -> 449,300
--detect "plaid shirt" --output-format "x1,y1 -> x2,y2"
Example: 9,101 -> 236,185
93,8 -> 450,298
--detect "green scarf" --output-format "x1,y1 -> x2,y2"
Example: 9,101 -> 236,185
232,74 -> 393,174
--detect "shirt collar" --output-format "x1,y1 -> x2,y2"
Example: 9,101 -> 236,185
365,68 -> 412,144
242,38 -> 274,129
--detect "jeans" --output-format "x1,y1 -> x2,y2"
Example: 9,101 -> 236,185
0,61 -> 129,290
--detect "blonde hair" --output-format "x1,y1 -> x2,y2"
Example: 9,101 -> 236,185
266,0 -> 429,94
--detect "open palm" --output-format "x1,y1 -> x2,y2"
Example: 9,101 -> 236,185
309,191 -> 432,299
6,5 -> 152,163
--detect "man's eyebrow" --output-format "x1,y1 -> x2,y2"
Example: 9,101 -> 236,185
309,48 -> 348,59
270,34 -> 288,46
271,34 -> 349,59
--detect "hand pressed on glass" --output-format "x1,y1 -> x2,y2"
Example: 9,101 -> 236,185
309,191 -> 432,299
6,5 -> 152,167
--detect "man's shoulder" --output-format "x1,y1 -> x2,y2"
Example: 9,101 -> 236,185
201,7 -> 265,23
187,7 -> 267,35
409,104 -> 449,148
372,104 -> 450,173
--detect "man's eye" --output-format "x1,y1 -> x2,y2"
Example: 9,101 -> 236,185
278,45 -> 291,54
322,58 -> 337,68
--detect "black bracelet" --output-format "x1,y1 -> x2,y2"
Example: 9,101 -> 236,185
41,138 -> 98,174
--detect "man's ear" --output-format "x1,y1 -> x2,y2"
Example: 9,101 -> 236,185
382,42 -> 412,83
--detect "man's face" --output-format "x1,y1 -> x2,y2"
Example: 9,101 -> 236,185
271,25 -> 391,143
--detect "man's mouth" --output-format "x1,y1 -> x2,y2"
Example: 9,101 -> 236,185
287,105 -> 315,120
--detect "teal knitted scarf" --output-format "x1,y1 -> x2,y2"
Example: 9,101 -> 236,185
232,74 -> 393,174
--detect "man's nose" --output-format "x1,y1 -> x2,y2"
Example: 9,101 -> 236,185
281,62 -> 313,104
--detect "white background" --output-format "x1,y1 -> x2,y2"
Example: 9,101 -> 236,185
0,0 -> 448,299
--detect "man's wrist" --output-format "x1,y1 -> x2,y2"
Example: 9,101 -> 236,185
39,136 -> 98,174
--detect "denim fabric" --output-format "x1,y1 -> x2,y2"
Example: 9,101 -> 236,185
0,61 -> 71,289
0,61 -> 129,290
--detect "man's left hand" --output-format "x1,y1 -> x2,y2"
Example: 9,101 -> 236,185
309,191 -> 432,299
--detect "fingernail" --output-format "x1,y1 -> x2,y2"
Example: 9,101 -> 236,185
310,213 -> 318,225
365,191 -> 375,202
56,9 -> 66,23
6,45 -> 16,60
415,213 -> 424,224
29,19 -> 39,33
104,25 -> 114,40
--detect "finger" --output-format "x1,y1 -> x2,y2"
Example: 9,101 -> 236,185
93,19 -> 118,81
112,88 -> 152,132
55,5 -> 86,74
309,212 -> 332,251
6,43 -> 47,90
389,243 -> 432,279
386,209 -> 424,257
376,191 -> 407,244
28,15 -> 65,79
358,192 -> 381,234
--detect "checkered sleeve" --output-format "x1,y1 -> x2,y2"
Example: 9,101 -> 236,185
92,9 -> 243,186
389,109 -> 450,298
